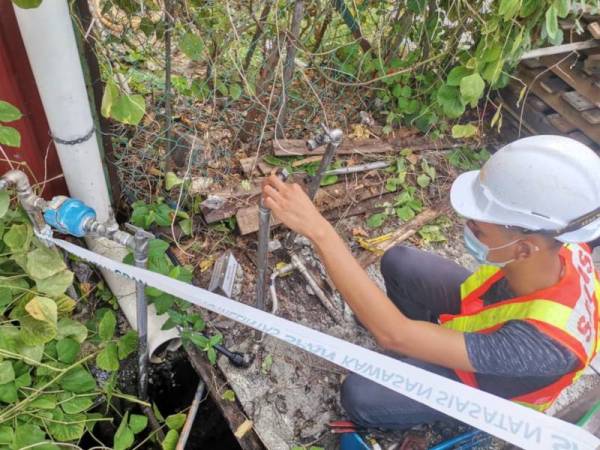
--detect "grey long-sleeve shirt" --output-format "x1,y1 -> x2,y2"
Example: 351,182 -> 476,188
464,278 -> 580,398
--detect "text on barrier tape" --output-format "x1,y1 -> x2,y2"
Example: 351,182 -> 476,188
40,234 -> 600,450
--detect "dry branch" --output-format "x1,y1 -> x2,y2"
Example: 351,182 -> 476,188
356,204 -> 451,268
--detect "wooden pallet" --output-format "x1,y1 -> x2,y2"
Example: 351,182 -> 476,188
502,60 -> 600,148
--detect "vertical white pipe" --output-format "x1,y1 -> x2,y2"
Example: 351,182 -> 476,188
13,0 -> 178,356
13,0 -> 111,222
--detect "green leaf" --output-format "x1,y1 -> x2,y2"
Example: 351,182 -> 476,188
60,392 -> 94,414
261,354 -> 273,375
436,85 -> 465,119
0,101 -> 22,122
179,218 -> 192,236
162,429 -> 179,450
34,270 -> 74,297
56,338 -> 80,364
117,330 -> 138,359
209,334 -> 223,346
20,297 -> 58,346
0,424 -> 13,444
11,0 -> 44,9
165,172 -> 184,191
418,224 -> 447,243
30,394 -> 57,410
555,0 -> 570,18
114,412 -> 135,450
57,318 -> 88,343
48,408 -> 86,442
98,310 -> 116,341
229,83 -> 242,101
320,174 -> 338,186
207,346 -> 217,365
446,66 -> 471,86
129,414 -> 148,434
4,223 -> 30,252
222,389 -> 236,402
96,342 -> 120,371
179,33 -> 204,61
0,382 -> 17,403
451,123 -> 478,139
60,366 -> 96,393
0,191 -> 10,219
190,333 -> 209,349
13,424 -> 45,449
499,0 -> 522,20
101,81 -> 119,118
166,413 -> 187,431
0,361 -> 14,384
26,247 -> 66,279
395,206 -> 415,221
459,73 -> 485,107
0,126 -> 20,148
545,5 -> 559,40
366,212 -> 386,228
110,94 -> 146,126
416,174 -> 431,188
14,371 -> 31,388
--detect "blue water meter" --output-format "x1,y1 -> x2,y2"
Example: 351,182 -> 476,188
43,197 -> 96,237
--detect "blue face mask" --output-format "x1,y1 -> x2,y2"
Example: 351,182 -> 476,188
463,225 -> 519,267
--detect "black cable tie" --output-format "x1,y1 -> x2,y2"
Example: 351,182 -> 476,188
51,126 -> 95,146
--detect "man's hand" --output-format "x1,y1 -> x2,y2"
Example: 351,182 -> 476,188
261,174 -> 329,241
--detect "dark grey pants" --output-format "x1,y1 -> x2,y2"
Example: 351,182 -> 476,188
340,245 -> 471,430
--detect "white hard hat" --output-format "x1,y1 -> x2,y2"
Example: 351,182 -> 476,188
450,135 -> 600,243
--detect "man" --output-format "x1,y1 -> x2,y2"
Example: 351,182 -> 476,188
261,135 -> 600,429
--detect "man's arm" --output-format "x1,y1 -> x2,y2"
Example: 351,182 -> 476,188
262,176 -> 475,372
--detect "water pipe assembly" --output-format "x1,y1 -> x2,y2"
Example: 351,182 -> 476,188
0,170 -> 153,400
256,126 -> 345,324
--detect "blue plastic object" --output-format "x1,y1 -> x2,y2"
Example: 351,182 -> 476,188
43,198 -> 95,237
340,432 -> 371,450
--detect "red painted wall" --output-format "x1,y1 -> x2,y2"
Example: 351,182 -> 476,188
0,2 -> 67,199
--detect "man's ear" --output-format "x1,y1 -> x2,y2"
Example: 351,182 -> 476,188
515,240 -> 539,260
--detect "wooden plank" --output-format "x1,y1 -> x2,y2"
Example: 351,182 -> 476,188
540,75 -> 570,94
547,113 -> 577,133
561,90 -> 596,111
589,22 -> 600,40
541,53 -> 600,107
518,68 -> 600,144
582,109 -> 600,124
236,179 -> 385,235
584,54 -> 600,75
529,94 -> 552,112
521,39 -> 600,60
498,88 -> 559,134
521,58 -> 544,69
569,131 -> 596,147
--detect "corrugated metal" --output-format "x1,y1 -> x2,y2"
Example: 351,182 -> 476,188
0,2 -> 67,198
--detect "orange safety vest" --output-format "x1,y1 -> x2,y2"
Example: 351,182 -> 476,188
440,243 -> 600,412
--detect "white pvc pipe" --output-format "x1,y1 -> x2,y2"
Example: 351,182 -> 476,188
13,0 -> 178,356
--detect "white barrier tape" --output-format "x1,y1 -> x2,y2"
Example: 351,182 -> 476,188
43,234 -> 600,450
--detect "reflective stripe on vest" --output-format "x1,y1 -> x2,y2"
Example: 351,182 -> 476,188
441,243 -> 600,411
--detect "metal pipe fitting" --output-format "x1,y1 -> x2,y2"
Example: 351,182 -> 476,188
2,170 -> 49,233
255,169 -> 289,311
283,125 -> 343,249
127,224 -> 154,401
306,125 -> 343,200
